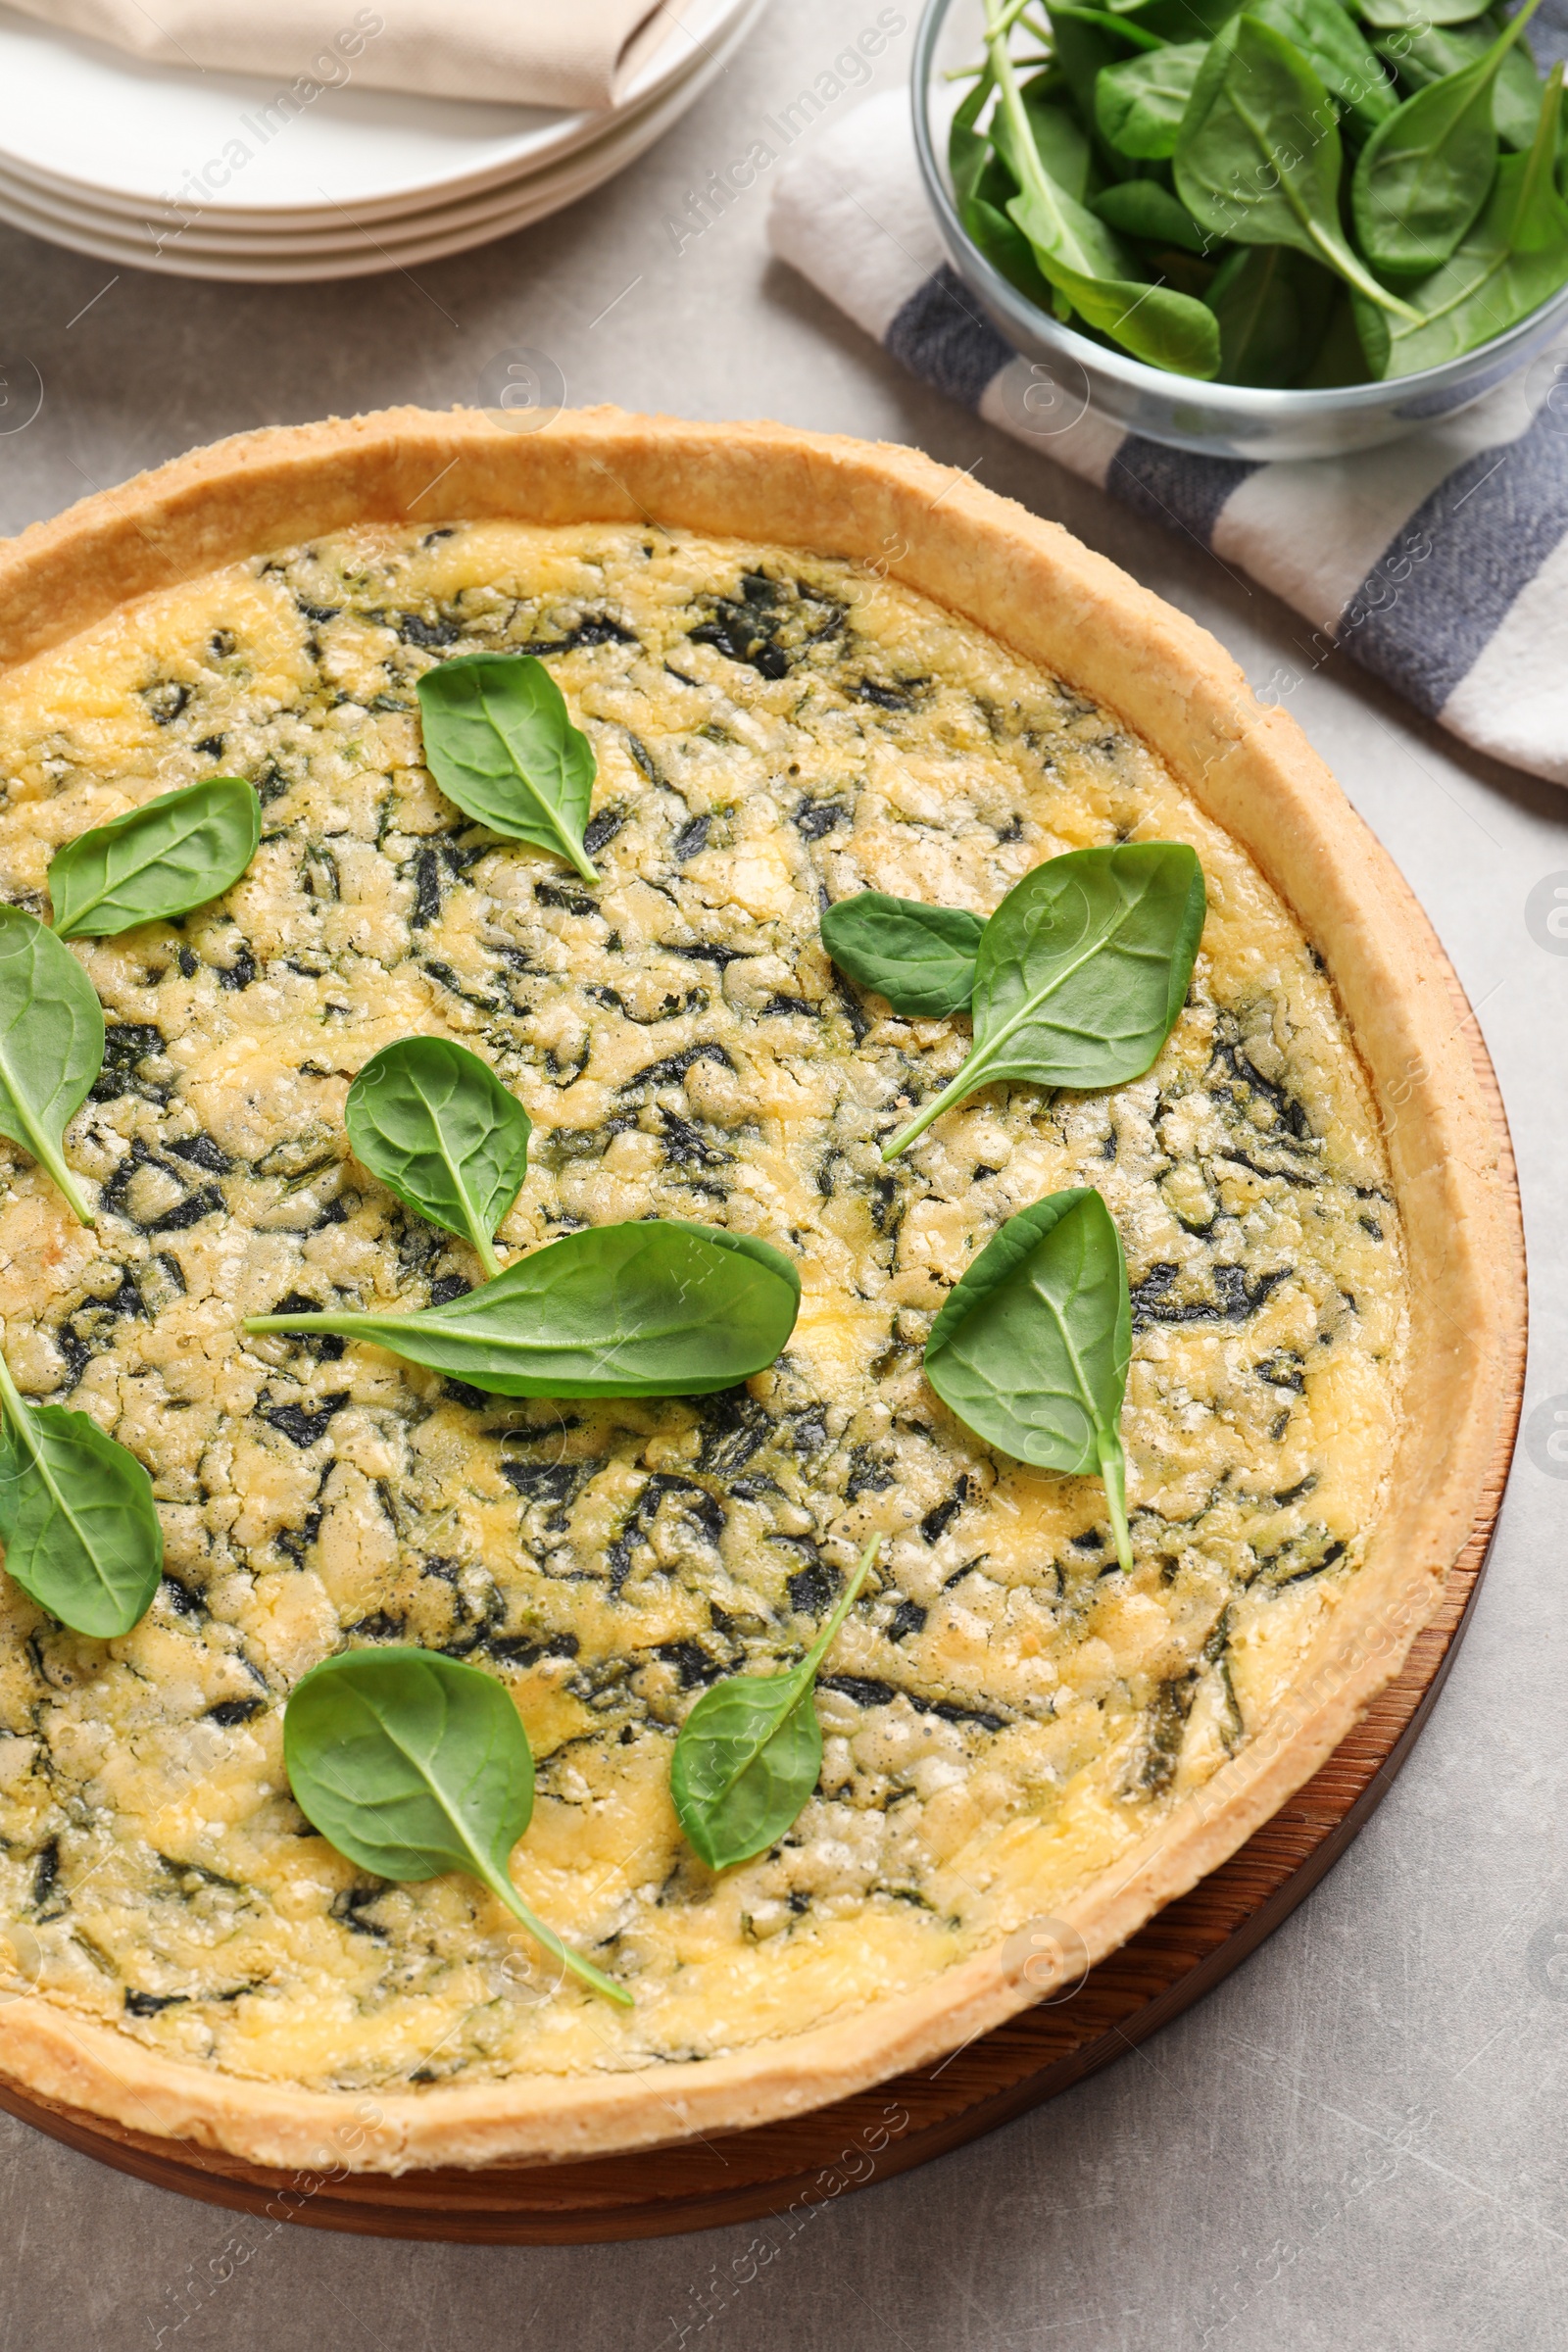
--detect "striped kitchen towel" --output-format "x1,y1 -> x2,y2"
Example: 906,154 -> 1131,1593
766,86 -> 1568,787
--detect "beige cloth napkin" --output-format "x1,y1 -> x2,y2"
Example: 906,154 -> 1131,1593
11,0 -> 683,109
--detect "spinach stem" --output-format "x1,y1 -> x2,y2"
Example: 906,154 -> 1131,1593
0,1343 -> 26,1435
50,892 -> 103,937
422,1103 -> 507,1279
948,54 -> 1047,79
882,1066 -> 972,1159
985,0 -> 1054,219
245,1312 -> 363,1336
1304,230 -> 1419,328
448,1159 -> 503,1279
1501,57 -> 1562,239
12,1104 -> 94,1225
483,1867 -> 633,2006
1097,1429 -> 1135,1576
1493,0 -> 1545,62
801,1533 -> 882,1677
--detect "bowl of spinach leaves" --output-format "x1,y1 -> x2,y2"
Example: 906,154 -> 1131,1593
914,0 -> 1568,456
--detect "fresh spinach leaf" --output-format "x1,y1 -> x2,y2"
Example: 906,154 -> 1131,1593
1150,244 -> 1228,295
820,893 -> 988,1017
1352,0 -> 1544,270
1135,0 -> 1247,38
1096,41 -> 1209,157
995,0 -> 1224,369
924,1189 -> 1136,1572
1247,0 -> 1396,130
1092,177 -> 1211,246
995,70 -> 1097,198
951,63 -> 998,212
965,192 -> 1063,305
955,0 -> 1564,386
284,1646 -> 629,2004
1206,240 -> 1339,377
1359,0 -> 1494,30
1050,2 -> 1165,120
0,906 -> 102,1226
1053,3 -> 1168,46
670,1535 -> 881,1872
1377,16 -> 1544,152
47,778 -> 261,942
1174,16 -> 1421,316
416,654 -> 600,883
1479,23 -> 1544,152
246,1219 -> 801,1397
346,1038 -> 531,1281
1297,286 -> 1377,380
1004,134 -> 1225,365
881,842 -> 1205,1159
0,1347 -> 163,1638
1357,61 -> 1568,370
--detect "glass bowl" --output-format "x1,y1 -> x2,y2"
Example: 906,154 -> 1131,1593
912,0 -> 1568,460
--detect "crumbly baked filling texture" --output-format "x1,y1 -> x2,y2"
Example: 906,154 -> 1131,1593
0,522 -> 1404,2091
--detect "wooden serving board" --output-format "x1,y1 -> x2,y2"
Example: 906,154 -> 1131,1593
0,1023 -> 1525,2245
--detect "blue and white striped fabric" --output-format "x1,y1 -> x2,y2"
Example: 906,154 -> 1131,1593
767,84 -> 1568,787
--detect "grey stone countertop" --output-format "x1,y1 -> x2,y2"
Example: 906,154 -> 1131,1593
0,4 -> 1564,2346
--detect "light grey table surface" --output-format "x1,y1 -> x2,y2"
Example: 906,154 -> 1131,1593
1,6 -> 1564,2347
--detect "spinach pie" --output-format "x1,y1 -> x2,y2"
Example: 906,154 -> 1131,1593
0,411 -> 1521,2173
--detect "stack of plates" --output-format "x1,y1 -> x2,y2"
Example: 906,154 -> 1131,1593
0,0 -> 762,280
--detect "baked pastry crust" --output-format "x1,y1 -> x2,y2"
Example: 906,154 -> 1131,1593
0,407 -> 1522,2173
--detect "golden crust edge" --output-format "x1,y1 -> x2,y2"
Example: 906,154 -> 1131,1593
0,406 -> 1525,2174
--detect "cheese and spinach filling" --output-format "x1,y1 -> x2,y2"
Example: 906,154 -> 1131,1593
0,523 -> 1404,2090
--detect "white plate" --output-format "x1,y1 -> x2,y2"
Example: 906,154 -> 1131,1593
0,0 -> 754,222
0,166 -> 586,281
0,2 -> 763,278
0,144 -> 578,257
0,2 -> 758,260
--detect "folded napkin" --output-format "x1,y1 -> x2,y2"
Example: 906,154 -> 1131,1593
768,86 -> 1568,788
14,0 -> 679,111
